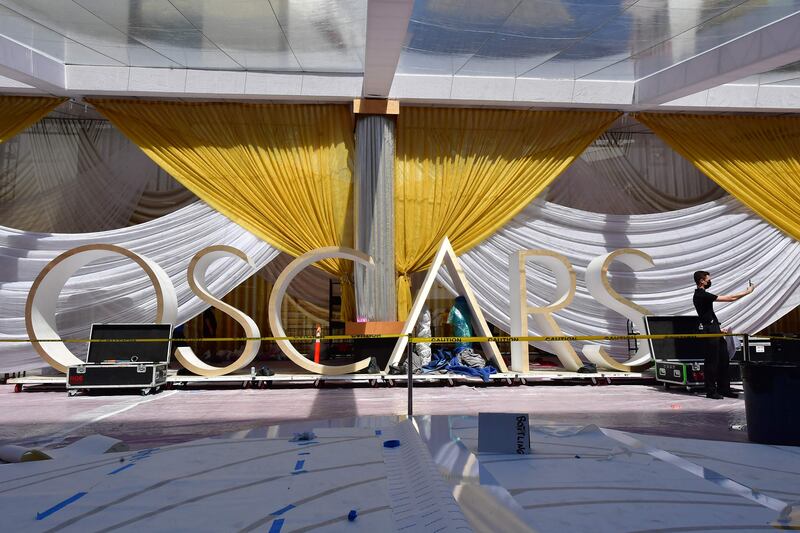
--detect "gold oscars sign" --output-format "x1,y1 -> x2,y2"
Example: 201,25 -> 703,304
25,244 -> 177,373
268,247 -> 375,375
509,247 -> 654,372
25,239 -> 653,376
173,245 -> 262,377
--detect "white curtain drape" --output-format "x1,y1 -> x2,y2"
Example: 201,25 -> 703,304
437,197 -> 800,361
257,252 -> 333,307
0,201 -> 279,372
0,118 -> 189,233
5,195 -> 799,371
130,188 -> 197,224
547,132 -> 725,214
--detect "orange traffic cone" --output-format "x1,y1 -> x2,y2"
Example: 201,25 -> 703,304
313,324 -> 321,363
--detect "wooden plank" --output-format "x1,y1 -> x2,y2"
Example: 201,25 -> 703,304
352,98 -> 399,115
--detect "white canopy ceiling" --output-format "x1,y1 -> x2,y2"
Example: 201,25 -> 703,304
0,0 -> 800,111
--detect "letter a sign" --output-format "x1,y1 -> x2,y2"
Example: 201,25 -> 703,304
385,237 -> 507,373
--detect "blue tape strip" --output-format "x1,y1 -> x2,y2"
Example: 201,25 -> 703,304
36,492 -> 87,520
294,460 -> 305,471
131,448 -> 157,458
107,463 -> 134,475
269,518 -> 285,532
271,504 -> 295,516
375,429 -> 382,435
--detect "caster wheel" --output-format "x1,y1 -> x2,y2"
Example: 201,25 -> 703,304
141,388 -> 151,396
369,379 -> 377,388
67,389 -> 78,397
14,383 -> 22,393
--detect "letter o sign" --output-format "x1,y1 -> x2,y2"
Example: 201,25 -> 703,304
24,244 -> 178,372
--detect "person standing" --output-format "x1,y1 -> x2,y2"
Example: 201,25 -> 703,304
693,271 -> 754,399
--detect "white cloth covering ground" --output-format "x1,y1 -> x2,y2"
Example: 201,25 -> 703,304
0,201 -> 279,372
437,197 -> 800,360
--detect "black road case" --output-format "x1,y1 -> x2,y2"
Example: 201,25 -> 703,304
654,360 -> 704,388
645,316 -> 741,391
68,363 -> 167,395
653,359 -> 743,390
66,323 -> 172,396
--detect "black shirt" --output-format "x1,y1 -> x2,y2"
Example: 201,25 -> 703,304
693,288 -> 719,325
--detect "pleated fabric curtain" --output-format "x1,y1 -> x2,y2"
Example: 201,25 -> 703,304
437,196 -> 800,359
394,107 -> 620,319
130,188 -> 196,224
0,96 -> 65,142
0,118 -> 159,233
199,273 -> 272,343
89,100 -> 357,320
547,132 -> 725,214
187,274 -> 329,347
636,113 -> 800,241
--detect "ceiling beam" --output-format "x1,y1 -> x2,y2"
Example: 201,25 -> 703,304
635,11 -> 800,107
362,0 -> 413,98
0,34 -> 65,95
66,66 -> 362,100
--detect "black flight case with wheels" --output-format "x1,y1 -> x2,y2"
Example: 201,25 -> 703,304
645,315 -> 742,391
67,323 -> 172,396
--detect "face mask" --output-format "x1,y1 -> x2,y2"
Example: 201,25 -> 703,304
705,280 -> 712,289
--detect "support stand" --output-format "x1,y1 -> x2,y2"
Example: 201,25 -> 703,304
407,336 -> 413,417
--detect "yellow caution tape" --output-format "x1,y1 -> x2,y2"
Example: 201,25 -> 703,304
325,334 -> 405,340
409,333 -> 744,343
0,333 -> 408,343
1,333 -> 797,344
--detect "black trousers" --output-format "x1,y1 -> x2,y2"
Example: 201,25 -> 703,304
703,323 -> 730,393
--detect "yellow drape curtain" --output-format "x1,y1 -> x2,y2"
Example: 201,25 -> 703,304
186,276 -> 328,356
394,107 -> 620,319
0,96 -> 65,142
636,113 -> 800,241
89,100 -> 357,320
185,276 -> 279,353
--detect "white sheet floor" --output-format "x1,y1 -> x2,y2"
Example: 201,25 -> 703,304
1,412 -> 798,532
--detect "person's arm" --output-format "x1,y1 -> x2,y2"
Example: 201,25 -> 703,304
717,282 -> 755,302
